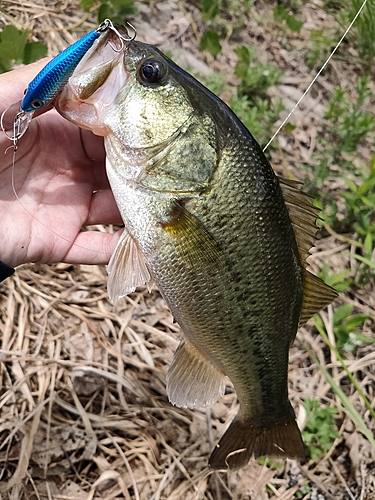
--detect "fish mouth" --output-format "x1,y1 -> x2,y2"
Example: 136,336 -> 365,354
55,28 -> 129,136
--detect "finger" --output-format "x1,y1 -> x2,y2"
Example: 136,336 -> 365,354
80,128 -> 106,161
62,228 -> 123,265
87,189 -> 122,225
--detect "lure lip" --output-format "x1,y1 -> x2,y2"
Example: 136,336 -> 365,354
0,101 -> 33,143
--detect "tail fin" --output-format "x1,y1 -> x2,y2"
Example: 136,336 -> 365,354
209,409 -> 305,470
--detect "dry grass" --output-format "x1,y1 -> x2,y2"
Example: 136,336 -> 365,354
1,0 -> 375,498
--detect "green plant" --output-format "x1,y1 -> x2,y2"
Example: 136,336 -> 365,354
317,303 -> 372,352
320,156 -> 375,285
234,46 -> 281,97
0,25 -> 47,73
274,5 -> 304,32
324,76 -> 375,157
200,30 -> 222,58
302,398 -> 340,460
309,76 -> 375,192
325,0 -> 375,66
202,72 -> 228,96
199,0 -> 253,58
230,93 -> 284,148
306,29 -> 336,69
257,456 -> 282,469
227,45 -> 284,147
295,484 -> 311,499
80,0 -> 136,23
318,264 -> 352,293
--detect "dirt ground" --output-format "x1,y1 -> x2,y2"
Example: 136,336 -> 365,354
0,1 -> 374,499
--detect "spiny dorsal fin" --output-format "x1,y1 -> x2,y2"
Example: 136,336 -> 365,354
299,270 -> 338,326
107,228 -> 153,303
166,340 -> 226,408
279,177 -> 320,266
278,178 -> 338,324
160,202 -> 225,269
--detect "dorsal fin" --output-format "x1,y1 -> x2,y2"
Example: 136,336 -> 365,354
300,270 -> 338,326
279,177 -> 320,266
278,178 -> 338,324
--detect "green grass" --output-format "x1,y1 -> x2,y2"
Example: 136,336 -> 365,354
302,398 -> 340,460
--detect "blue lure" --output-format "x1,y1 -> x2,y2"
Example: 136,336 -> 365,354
1,19 -> 132,147
20,27 -> 105,112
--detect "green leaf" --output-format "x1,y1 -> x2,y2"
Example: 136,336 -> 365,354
80,0 -> 96,9
202,0 -> 220,21
234,46 -> 251,79
274,5 -> 287,23
0,25 -> 29,69
345,314 -> 371,331
286,15 -> 303,33
111,0 -> 137,15
364,232 -> 373,256
23,41 -> 48,65
333,303 -> 354,325
351,253 -> 375,269
200,30 -> 222,58
98,3 -> 112,23
284,123 -> 297,132
316,361 -> 375,446
274,5 -> 303,33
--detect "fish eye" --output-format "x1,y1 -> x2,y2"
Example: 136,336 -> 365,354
30,99 -> 45,109
138,59 -> 166,86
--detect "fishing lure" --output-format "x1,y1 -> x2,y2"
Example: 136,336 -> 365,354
21,25 -> 105,113
0,18 -> 131,147
20,19 -> 131,113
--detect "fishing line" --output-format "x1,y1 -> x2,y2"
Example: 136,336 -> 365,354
263,0 -> 369,152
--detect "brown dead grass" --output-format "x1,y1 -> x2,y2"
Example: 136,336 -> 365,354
1,0 -> 375,498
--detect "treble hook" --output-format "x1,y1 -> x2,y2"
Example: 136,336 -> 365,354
98,19 -> 136,52
125,22 -> 137,42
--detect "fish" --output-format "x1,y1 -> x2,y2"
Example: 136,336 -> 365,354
55,23 -> 338,470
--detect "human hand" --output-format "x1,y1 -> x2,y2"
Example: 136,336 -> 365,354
0,59 -> 122,269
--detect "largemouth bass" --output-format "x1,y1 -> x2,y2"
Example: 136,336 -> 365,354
56,24 -> 337,470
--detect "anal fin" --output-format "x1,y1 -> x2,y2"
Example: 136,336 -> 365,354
107,228 -> 153,303
209,404 -> 305,470
166,340 -> 225,409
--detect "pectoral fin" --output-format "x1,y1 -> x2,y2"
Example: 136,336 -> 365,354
107,228 -> 153,302
167,340 -> 226,408
160,202 -> 225,270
